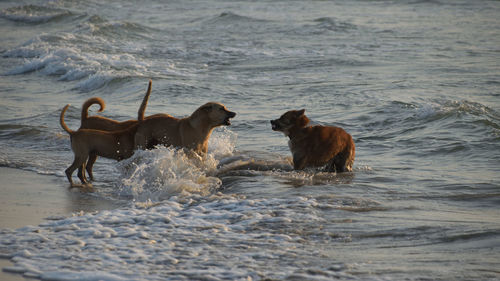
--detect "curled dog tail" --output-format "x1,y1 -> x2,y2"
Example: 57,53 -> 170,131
60,104 -> 74,135
138,79 -> 152,121
81,97 -> 105,122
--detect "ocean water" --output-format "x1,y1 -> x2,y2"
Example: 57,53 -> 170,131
1,0 -> 499,280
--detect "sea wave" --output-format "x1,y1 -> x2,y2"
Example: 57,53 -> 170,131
289,17 -> 358,36
77,15 -> 155,40
361,99 -> 499,133
0,108 -> 68,143
0,4 -> 74,24
204,11 -> 269,25
312,17 -> 357,33
437,100 -> 500,119
1,11 -> 183,92
0,124 -> 45,139
356,98 -> 500,164
414,99 -> 500,140
3,40 -> 153,91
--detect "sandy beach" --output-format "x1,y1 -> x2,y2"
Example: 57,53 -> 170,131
0,167 -> 123,281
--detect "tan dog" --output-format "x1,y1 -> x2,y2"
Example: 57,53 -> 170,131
271,109 -> 355,172
60,105 -> 139,186
134,102 -> 236,155
78,80 -> 152,180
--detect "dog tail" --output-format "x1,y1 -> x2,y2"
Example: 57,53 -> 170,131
138,79 -> 152,121
60,104 -> 74,135
81,97 -> 105,122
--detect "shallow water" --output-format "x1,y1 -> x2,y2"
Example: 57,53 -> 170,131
1,0 -> 499,280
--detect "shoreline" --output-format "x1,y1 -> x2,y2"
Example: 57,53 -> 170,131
0,167 -> 123,280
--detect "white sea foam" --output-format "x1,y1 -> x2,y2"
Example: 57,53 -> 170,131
2,32 -> 157,91
74,72 -> 118,92
4,42 -> 152,91
115,128 -> 237,202
413,99 -> 494,121
0,195 -> 353,280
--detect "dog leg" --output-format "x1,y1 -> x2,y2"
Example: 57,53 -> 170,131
78,166 -> 87,183
345,144 -> 355,172
324,159 -> 336,173
86,153 -> 98,181
65,155 -> 86,186
77,161 -> 87,184
337,142 -> 355,172
292,154 -> 307,170
65,166 -> 75,186
330,147 -> 353,173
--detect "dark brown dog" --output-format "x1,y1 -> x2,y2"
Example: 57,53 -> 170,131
78,80 -> 152,180
271,109 -> 355,172
134,102 -> 236,155
60,104 -> 139,186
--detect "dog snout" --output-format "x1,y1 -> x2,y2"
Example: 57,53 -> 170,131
270,120 -> 279,131
222,110 -> 236,125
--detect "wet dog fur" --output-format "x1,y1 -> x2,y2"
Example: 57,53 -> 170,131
78,80 -> 152,180
271,109 -> 355,172
60,104 -> 139,186
134,102 -> 236,155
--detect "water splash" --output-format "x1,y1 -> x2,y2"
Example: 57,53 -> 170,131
116,147 -> 221,202
115,128 -> 237,202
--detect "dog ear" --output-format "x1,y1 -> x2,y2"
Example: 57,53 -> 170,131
297,114 -> 310,127
297,109 -> 305,116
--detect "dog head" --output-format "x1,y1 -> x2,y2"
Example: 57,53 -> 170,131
197,102 -> 237,127
271,109 -> 309,136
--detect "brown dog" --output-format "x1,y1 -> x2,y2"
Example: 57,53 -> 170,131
60,104 -> 139,186
78,80 -> 152,180
271,109 -> 355,172
134,102 -> 236,155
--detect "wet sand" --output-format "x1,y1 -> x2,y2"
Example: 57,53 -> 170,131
0,167 -> 123,280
